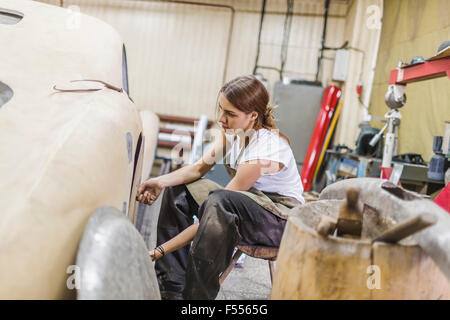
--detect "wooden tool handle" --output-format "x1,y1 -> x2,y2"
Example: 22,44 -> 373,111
346,188 -> 359,209
373,214 -> 437,244
316,215 -> 337,237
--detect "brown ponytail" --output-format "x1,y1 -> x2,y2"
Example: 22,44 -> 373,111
219,75 -> 290,145
259,104 -> 290,145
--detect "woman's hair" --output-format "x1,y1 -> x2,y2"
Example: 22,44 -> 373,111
218,75 -> 290,144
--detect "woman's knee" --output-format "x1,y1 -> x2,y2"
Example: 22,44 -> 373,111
206,189 -> 238,205
198,189 -> 242,221
197,190 -> 242,235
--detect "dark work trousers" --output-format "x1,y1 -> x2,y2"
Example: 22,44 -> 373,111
154,184 -> 286,300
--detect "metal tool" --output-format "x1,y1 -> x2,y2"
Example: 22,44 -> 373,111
336,188 -> 363,237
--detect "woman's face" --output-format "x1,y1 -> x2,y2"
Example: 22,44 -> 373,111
217,93 -> 257,132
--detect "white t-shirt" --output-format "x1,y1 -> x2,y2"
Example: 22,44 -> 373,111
224,128 -> 305,203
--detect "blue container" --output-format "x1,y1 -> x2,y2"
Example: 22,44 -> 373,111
428,155 -> 445,181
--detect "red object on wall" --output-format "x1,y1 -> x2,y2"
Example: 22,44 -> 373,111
389,56 -> 450,85
300,85 -> 341,191
434,183 -> 450,213
356,83 -> 363,96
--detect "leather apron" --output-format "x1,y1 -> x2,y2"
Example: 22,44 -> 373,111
185,136 -> 303,220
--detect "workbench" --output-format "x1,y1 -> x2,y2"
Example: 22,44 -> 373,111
324,150 -> 445,195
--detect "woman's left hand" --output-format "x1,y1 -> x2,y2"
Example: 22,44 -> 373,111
137,178 -> 164,205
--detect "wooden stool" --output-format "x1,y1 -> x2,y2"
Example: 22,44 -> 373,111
219,245 -> 278,286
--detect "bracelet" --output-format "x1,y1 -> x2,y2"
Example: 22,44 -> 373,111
155,245 -> 165,257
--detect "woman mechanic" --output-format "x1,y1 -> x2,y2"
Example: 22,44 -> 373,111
137,75 -> 304,300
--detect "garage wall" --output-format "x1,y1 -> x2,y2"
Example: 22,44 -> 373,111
36,0 -> 60,5
334,0 -> 383,149
369,0 -> 450,161
36,0 -> 349,121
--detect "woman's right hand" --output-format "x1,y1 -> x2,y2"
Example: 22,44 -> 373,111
149,249 -> 157,261
149,247 -> 164,261
137,178 -> 164,205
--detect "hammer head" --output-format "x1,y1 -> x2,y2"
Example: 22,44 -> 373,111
337,188 -> 363,237
336,219 -> 362,237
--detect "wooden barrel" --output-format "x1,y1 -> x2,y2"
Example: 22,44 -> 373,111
271,200 -> 450,299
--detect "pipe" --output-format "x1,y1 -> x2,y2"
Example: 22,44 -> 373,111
315,0 -> 331,83
59,0 -> 236,85
280,0 -> 294,80
253,0 -> 267,75
363,0 -> 384,121
144,0 -> 236,85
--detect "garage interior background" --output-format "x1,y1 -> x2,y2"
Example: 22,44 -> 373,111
37,0 -> 449,163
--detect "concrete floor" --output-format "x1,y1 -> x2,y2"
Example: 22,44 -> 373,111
217,255 -> 272,300
137,189 -> 272,300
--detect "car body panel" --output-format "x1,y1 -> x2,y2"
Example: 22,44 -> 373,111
0,0 -> 147,298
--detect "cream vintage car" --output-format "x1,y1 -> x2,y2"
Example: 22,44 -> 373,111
0,0 -> 159,298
